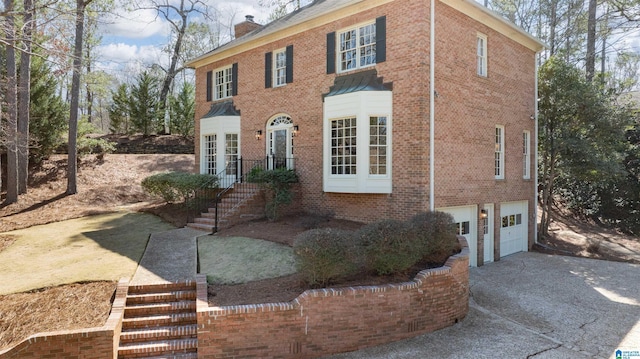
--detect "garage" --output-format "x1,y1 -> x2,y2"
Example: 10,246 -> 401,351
437,205 -> 477,267
499,201 -> 528,257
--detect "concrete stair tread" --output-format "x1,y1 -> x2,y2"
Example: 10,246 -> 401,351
118,338 -> 198,355
126,291 -> 196,305
122,313 -> 197,329
124,301 -> 196,318
120,325 -> 197,343
124,353 -> 197,359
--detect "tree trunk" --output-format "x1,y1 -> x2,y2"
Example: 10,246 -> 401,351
67,0 -> 87,195
4,0 -> 19,204
585,0 -> 597,82
549,0 -> 558,56
159,6 -> 188,135
17,0 -> 34,195
85,47 -> 92,123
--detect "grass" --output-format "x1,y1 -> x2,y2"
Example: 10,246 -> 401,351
0,212 -> 174,295
198,236 -> 297,285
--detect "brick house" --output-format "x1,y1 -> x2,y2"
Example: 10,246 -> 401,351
186,0 -> 545,266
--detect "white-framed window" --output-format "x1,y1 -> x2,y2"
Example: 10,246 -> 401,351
501,213 -> 522,228
477,34 -> 487,77
338,22 -> 376,72
330,117 -> 357,175
204,134 -> 217,175
369,116 -> 387,175
225,134 -> 238,175
215,66 -> 233,99
523,130 -> 531,179
274,49 -> 287,87
323,91 -> 392,193
495,125 -> 504,179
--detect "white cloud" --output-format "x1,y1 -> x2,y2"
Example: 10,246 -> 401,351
101,7 -> 171,39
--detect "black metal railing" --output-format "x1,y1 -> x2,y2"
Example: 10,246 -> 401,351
188,156 -> 296,232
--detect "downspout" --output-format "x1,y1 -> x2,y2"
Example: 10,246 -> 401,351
534,52 -> 540,243
429,0 -> 435,211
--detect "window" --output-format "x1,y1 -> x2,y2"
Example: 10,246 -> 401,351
225,134 -> 238,175
369,116 -> 387,175
456,221 -> 470,236
477,34 -> 487,77
204,134 -> 217,175
330,117 -> 357,175
523,130 -> 531,179
323,91 -> 392,193
215,66 -> 233,99
495,125 -> 504,179
501,214 -> 522,228
274,49 -> 287,87
339,22 -> 376,72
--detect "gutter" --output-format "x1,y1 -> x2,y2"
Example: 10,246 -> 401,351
429,0 -> 435,211
534,53 -> 540,243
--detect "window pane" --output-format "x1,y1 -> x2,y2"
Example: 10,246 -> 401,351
330,117 -> 357,175
204,135 -> 217,175
225,134 -> 238,175
369,116 -> 387,175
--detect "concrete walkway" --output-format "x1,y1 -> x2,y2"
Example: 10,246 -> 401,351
131,227 -> 207,285
327,252 -> 640,359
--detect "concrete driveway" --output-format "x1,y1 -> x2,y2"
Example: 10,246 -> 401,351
327,252 -> 640,359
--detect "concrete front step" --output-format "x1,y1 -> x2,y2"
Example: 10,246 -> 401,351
126,291 -> 197,305
120,324 -> 198,344
117,338 -> 198,359
122,312 -> 197,330
124,301 -> 196,318
186,222 -> 214,232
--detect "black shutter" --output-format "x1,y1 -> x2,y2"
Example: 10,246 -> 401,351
206,70 -> 212,102
286,45 -> 294,83
376,16 -> 386,64
265,52 -> 272,88
232,63 -> 238,96
326,32 -> 336,74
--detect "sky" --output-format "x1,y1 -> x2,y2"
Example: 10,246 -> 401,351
95,0 -> 266,81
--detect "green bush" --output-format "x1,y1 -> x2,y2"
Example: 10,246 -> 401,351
141,172 -> 218,203
293,228 -> 360,287
358,219 -> 422,275
246,167 -> 298,221
409,211 -> 461,265
76,119 -> 116,157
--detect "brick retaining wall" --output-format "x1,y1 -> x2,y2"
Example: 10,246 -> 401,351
196,237 -> 469,358
0,279 -> 128,359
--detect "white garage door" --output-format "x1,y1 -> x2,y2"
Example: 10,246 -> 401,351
499,201 -> 528,257
437,206 -> 477,267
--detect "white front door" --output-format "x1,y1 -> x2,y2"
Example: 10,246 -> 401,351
483,203 -> 494,264
437,205 -> 477,267
499,201 -> 529,257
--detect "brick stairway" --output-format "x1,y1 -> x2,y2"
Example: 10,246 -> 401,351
117,282 -> 198,359
187,183 -> 264,233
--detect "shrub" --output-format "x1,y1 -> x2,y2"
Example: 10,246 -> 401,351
358,219 -> 422,275
246,167 -> 298,221
76,119 -> 116,157
409,211 -> 461,265
141,172 -> 218,203
293,228 -> 360,287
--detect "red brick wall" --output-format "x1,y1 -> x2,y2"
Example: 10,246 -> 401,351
193,0 -> 537,261
0,279 -> 128,359
196,237 -> 469,358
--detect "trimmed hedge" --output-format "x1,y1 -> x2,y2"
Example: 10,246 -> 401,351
141,172 -> 218,203
293,211 -> 460,286
293,228 -> 360,287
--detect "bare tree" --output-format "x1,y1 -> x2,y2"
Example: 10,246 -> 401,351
67,0 -> 94,194
4,0 -> 18,204
17,0 -> 34,194
133,0 -> 211,134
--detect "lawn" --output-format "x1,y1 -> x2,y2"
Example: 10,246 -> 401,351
198,236 -> 297,285
0,212 -> 174,295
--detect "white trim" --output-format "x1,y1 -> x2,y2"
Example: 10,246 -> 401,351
495,125 -> 505,180
523,130 -> 531,179
477,33 -> 487,77
273,48 -> 287,87
483,203 -> 494,264
429,0 -> 435,211
199,116 -> 241,177
323,91 -> 393,193
336,20 -> 377,73
213,65 -> 233,100
534,55 -> 540,244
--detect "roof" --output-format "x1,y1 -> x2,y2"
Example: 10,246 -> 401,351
186,0 -> 545,69
201,100 -> 241,118
323,69 -> 392,99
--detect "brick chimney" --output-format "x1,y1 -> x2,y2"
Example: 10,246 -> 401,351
234,15 -> 262,38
